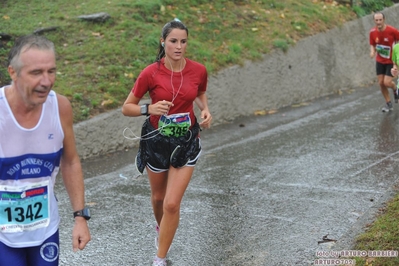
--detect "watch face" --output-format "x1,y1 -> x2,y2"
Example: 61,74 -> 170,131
141,104 -> 148,115
82,208 -> 91,218
74,208 -> 91,220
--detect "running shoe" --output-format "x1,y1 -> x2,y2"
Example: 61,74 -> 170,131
382,102 -> 393,112
152,257 -> 167,266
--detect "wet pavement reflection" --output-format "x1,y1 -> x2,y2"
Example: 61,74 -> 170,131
56,85 -> 399,265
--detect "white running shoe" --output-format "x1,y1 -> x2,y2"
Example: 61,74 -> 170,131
152,257 -> 167,266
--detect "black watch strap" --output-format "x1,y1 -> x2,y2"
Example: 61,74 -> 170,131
73,207 -> 91,220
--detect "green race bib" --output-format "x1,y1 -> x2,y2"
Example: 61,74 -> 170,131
158,113 -> 191,137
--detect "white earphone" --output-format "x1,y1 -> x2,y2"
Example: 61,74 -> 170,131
161,42 -> 165,47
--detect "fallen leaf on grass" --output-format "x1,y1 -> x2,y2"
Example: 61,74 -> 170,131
92,32 -> 102,37
365,257 -> 376,265
101,99 -> 114,107
124,73 -> 134,78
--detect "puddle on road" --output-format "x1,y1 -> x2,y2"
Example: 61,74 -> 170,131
80,148 -> 138,178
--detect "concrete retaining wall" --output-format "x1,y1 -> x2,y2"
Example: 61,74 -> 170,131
74,5 -> 399,159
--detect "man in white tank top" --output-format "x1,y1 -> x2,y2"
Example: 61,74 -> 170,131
0,35 -> 91,266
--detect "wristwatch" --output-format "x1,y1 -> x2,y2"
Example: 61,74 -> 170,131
140,104 -> 149,116
73,207 -> 91,220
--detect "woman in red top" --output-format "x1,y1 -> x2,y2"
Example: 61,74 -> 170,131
122,19 -> 212,266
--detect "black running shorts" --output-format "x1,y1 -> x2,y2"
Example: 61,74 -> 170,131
135,118 -> 202,174
376,61 -> 394,77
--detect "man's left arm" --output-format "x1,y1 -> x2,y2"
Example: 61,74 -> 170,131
57,94 -> 91,252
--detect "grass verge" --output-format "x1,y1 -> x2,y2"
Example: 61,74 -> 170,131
352,189 -> 399,266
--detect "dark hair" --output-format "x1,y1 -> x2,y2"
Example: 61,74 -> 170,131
373,12 -> 385,20
8,34 -> 55,74
156,19 -> 189,62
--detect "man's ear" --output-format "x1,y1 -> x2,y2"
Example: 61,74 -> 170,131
8,66 -> 17,82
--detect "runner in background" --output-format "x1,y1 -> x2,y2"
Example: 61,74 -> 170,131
369,12 -> 399,112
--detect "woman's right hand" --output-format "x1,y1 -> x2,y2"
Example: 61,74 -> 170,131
151,100 -> 174,115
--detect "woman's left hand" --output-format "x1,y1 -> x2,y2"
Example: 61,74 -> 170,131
199,110 -> 212,129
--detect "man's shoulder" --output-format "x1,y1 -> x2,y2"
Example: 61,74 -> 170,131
54,92 -> 72,111
385,25 -> 399,32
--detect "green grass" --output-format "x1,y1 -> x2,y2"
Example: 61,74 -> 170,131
352,191 -> 399,266
1,0 -> 358,122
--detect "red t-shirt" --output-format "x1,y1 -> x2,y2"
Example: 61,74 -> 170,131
369,25 -> 399,64
132,58 -> 208,129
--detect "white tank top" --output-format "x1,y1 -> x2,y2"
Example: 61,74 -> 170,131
0,86 -> 64,247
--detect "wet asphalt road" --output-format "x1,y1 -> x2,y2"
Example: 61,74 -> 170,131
55,85 -> 399,265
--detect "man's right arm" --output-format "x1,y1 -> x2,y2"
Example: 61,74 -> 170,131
369,31 -> 376,58
370,45 -> 376,58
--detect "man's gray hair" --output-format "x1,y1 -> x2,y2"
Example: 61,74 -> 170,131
8,34 -> 55,74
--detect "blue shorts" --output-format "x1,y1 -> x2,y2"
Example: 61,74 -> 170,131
0,230 -> 59,266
